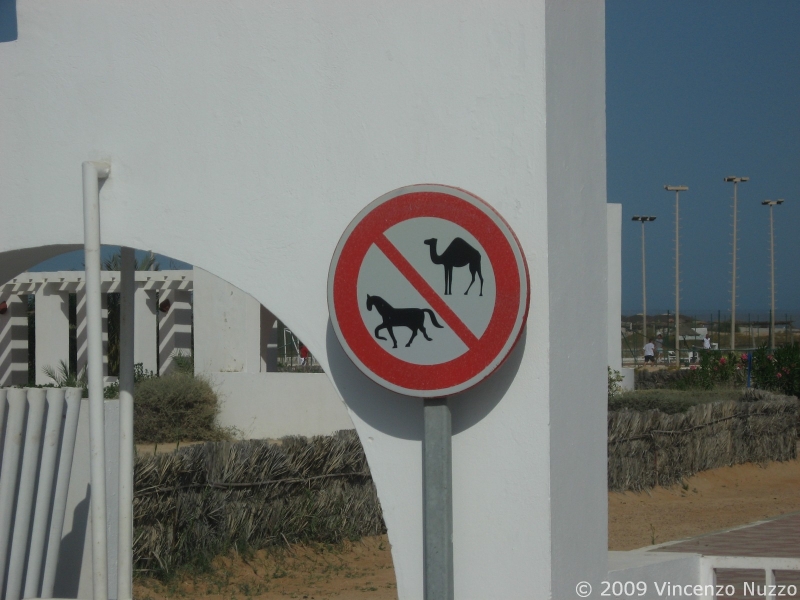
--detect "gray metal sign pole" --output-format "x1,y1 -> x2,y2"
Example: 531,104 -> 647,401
423,397 -> 454,600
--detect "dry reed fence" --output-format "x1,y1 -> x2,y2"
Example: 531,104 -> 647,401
133,430 -> 385,575
608,392 -> 798,492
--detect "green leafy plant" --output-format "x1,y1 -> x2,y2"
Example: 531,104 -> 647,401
41,359 -> 86,388
608,366 -> 624,399
171,351 -> 195,375
103,363 -> 156,398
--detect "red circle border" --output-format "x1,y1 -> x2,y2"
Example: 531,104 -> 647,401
329,186 -> 529,396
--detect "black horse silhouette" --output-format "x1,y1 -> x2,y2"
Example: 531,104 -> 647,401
366,295 -> 444,348
423,237 -> 484,296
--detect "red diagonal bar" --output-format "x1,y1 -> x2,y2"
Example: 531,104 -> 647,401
374,234 -> 480,349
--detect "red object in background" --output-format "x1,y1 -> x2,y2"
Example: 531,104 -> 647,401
0,301 -> 7,315
299,344 -> 309,360
159,299 -> 171,313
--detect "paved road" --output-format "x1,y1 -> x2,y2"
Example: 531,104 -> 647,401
657,512 -> 800,599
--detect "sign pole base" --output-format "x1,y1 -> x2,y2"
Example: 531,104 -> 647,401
423,397 -> 454,600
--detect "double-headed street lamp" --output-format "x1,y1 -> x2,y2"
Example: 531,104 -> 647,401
664,185 -> 688,355
724,176 -> 749,349
762,199 -> 784,349
632,216 -> 657,346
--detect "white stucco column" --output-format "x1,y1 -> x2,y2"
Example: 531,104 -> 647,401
260,305 -> 278,372
0,294 -> 29,386
76,290 -> 108,378
133,286 -> 158,374
157,289 -> 192,374
607,203 -> 622,372
35,283 -> 70,384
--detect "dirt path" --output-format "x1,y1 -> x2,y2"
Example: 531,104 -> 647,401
609,456 -> 800,550
134,455 -> 800,599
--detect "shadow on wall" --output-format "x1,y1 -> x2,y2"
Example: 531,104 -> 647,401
53,484 -> 90,598
325,320 -> 526,440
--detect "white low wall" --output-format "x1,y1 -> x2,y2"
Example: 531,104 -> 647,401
211,372 -> 354,439
58,399 -> 120,600
620,367 -> 635,391
608,551 -> 701,600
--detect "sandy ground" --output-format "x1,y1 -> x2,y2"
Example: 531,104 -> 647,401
609,455 -> 800,550
134,455 -> 800,599
134,536 -> 397,600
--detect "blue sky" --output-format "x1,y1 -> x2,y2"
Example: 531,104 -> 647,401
607,0 -> 800,318
30,248 -> 192,272
11,2 -> 799,320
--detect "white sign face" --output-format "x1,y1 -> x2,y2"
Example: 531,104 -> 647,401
328,184 -> 529,398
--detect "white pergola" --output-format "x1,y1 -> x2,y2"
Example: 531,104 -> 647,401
0,270 -> 193,387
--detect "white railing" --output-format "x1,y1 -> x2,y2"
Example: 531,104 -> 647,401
0,387 -> 82,600
699,555 -> 800,600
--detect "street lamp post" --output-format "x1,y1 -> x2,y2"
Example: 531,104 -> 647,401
762,199 -> 784,349
664,185 -> 688,358
724,176 -> 749,349
632,216 -> 657,350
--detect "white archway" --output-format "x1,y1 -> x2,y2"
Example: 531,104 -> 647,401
1,3 -> 609,596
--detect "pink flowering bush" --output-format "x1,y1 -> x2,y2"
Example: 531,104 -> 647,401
678,350 -> 745,390
752,344 -> 799,397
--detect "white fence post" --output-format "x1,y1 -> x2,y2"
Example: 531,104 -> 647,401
134,286 -> 158,373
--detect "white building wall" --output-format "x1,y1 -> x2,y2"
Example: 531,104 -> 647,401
0,3 -> 609,597
193,267 -> 279,374
213,373 -> 353,439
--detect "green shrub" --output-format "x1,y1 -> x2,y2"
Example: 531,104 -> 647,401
134,372 -> 228,443
608,366 -> 624,399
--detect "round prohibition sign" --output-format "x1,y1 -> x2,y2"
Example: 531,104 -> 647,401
328,184 -> 530,397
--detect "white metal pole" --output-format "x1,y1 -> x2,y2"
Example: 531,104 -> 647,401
118,246 -> 135,600
731,180 -> 738,349
675,190 -> 680,355
769,205 -> 775,350
83,160 -> 111,600
641,220 -> 647,349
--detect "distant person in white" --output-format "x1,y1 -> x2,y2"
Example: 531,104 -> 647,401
643,339 -> 655,364
703,333 -> 712,351
655,333 -> 664,364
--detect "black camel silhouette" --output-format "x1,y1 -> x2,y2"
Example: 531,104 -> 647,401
366,295 -> 443,348
423,237 -> 484,296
